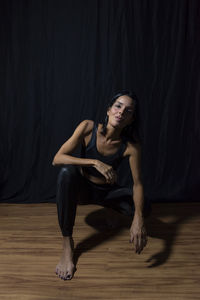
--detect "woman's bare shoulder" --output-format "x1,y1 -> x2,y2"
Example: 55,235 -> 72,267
123,141 -> 141,157
79,120 -> 94,135
73,120 -> 95,141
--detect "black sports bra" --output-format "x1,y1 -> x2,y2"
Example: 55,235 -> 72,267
81,123 -> 127,178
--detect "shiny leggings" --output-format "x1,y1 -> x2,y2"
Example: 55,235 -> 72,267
56,165 -> 151,236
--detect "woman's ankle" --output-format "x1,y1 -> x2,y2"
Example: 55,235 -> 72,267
63,236 -> 74,250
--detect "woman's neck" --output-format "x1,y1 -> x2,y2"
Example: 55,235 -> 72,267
104,123 -> 122,142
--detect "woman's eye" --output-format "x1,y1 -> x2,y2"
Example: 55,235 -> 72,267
115,105 -> 121,108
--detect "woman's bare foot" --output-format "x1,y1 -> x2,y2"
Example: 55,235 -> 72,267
55,236 -> 75,280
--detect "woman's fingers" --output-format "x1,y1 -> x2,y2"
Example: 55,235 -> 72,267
137,236 -> 142,253
134,235 -> 138,253
131,233 -> 147,254
105,171 -> 112,183
105,168 -> 116,184
143,236 -> 148,247
95,161 -> 117,184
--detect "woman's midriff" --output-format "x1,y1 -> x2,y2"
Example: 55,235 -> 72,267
80,168 -> 107,185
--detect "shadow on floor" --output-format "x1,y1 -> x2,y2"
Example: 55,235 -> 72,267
73,203 -> 200,268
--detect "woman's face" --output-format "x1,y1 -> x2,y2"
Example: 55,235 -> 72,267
107,95 -> 135,129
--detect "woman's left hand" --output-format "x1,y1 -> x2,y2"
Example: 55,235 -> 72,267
129,215 -> 147,254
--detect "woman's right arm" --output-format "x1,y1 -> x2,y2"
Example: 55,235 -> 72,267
52,120 -> 96,167
52,120 -> 116,183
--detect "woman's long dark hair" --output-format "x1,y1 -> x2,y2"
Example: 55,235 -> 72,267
101,90 -> 140,143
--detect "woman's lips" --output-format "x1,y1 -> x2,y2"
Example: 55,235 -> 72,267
115,116 -> 124,122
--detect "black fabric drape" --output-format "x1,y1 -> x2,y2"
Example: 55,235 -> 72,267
0,0 -> 200,203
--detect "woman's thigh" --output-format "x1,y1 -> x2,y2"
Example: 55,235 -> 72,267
78,180 -> 133,216
77,179 -> 151,218
103,195 -> 134,217
95,184 -> 151,218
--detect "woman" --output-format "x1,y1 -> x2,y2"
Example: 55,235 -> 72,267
52,90 -> 150,280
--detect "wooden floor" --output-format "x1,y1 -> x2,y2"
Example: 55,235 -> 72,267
0,202 -> 200,300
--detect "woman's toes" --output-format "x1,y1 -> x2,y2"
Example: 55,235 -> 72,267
64,269 -> 74,280
66,274 -> 72,280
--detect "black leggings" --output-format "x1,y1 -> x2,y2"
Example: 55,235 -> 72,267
56,165 -> 151,236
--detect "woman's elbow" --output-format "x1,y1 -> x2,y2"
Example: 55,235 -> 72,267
133,180 -> 143,189
52,154 -> 59,166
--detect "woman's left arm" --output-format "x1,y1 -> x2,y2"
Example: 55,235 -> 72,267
126,143 -> 147,254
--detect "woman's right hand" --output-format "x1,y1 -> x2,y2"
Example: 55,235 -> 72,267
94,160 -> 117,184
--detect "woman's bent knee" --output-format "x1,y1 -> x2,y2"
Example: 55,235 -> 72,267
57,165 -> 80,183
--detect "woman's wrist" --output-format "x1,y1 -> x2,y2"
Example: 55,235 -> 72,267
92,159 -> 98,168
134,210 -> 143,219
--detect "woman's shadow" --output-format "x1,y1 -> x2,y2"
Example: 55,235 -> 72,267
73,202 -> 200,268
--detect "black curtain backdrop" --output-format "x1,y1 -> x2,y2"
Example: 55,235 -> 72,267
0,0 -> 200,203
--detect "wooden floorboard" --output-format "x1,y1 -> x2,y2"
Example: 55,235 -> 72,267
0,202 -> 200,300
